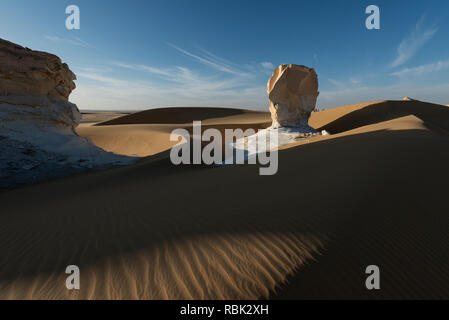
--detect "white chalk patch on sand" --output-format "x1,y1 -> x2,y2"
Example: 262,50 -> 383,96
225,127 -> 329,163
0,121 -> 136,167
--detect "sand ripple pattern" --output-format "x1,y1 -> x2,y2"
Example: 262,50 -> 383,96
0,230 -> 325,300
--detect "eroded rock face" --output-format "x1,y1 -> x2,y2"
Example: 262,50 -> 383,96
0,38 -> 80,130
0,38 -> 134,189
0,38 -> 76,100
267,64 -> 319,129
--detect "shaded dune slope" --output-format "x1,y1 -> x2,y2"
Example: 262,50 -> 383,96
96,107 -> 268,126
2,100 -> 449,299
0,156 -> 327,299
313,100 -> 449,134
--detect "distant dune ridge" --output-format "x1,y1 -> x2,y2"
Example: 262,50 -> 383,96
2,97 -> 449,299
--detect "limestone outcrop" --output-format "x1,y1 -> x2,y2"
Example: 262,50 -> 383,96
0,38 -> 80,131
0,38 -> 134,189
0,38 -> 76,100
267,64 -> 319,129
227,64 -> 326,165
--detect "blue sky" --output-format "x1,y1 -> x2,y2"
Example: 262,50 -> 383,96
1,0 -> 449,110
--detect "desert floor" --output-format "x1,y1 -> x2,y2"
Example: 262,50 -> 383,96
1,100 -> 449,299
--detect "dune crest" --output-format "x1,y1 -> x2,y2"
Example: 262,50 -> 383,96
0,231 -> 325,299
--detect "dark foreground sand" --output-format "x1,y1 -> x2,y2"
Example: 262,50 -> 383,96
1,100 -> 449,299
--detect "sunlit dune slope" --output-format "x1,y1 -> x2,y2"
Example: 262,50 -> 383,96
77,107 -> 271,157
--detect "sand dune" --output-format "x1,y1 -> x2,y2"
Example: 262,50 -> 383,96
95,107 -> 268,126
80,111 -> 132,124
2,100 -> 449,299
77,107 -> 271,157
312,100 -> 449,134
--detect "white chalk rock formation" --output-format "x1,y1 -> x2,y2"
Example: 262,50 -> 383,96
268,64 -> 319,131
0,38 -> 134,188
403,97 -> 415,101
225,64 -> 326,165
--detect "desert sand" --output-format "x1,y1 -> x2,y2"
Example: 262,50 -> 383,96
1,100 -> 449,299
77,107 -> 271,157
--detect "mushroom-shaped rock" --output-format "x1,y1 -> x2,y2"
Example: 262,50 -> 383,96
267,64 -> 319,129
227,64 -> 325,164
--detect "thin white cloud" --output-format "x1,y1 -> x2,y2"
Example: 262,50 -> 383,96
200,48 -> 241,70
76,72 -> 133,86
328,78 -> 346,89
113,62 -> 172,77
391,59 -> 449,78
44,35 -> 90,47
112,62 -> 242,89
261,62 -> 274,70
391,15 -> 438,68
167,43 -> 252,77
71,64 -> 266,110
73,71 -> 449,110
328,77 -> 363,90
72,63 -> 449,110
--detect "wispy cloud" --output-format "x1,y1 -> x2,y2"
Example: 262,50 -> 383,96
328,77 -> 363,90
72,63 -> 266,110
112,62 -> 172,77
72,63 -> 449,110
167,43 -> 252,77
76,72 -> 132,86
261,62 -> 274,70
391,59 -> 449,78
113,62 -> 241,88
391,15 -> 438,68
328,78 -> 346,89
44,35 -> 91,47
